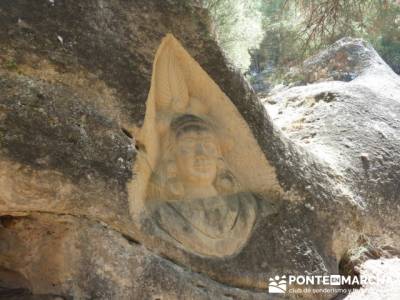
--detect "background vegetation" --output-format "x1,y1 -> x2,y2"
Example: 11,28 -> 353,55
204,0 -> 400,79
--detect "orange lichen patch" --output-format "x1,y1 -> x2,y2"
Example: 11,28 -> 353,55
289,117 -> 306,131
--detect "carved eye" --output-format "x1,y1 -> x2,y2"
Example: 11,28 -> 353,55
178,139 -> 197,153
203,142 -> 217,153
184,138 -> 197,145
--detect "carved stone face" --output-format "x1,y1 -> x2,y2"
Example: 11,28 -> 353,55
175,128 -> 219,186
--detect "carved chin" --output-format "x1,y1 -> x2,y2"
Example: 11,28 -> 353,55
188,168 -> 215,181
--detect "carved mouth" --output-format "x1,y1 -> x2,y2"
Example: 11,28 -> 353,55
193,159 -> 213,171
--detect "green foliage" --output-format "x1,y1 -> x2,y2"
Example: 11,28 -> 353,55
375,37 -> 400,73
4,58 -> 17,70
204,0 -> 264,70
252,0 -> 400,75
368,1 -> 400,73
205,0 -> 400,75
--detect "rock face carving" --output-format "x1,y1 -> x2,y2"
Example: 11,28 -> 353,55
149,114 -> 257,257
129,34 -> 279,257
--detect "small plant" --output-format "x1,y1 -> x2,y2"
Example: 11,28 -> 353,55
4,58 -> 17,70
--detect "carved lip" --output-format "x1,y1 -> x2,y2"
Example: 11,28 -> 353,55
192,159 -> 214,171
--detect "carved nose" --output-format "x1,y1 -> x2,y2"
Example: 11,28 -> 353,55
195,143 -> 206,155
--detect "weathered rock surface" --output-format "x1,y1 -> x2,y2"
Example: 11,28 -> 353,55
344,258 -> 400,300
263,38 -> 400,298
0,1 -> 399,299
264,37 -> 400,224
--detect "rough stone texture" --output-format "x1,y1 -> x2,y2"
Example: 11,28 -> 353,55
262,38 -> 400,298
0,214 -> 270,300
344,258 -> 400,300
264,37 -> 400,219
0,2 -> 399,300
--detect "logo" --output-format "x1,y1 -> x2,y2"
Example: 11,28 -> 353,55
266,274 -> 382,294
268,275 -> 287,293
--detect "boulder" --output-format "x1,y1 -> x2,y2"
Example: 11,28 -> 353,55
0,1 -> 399,299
